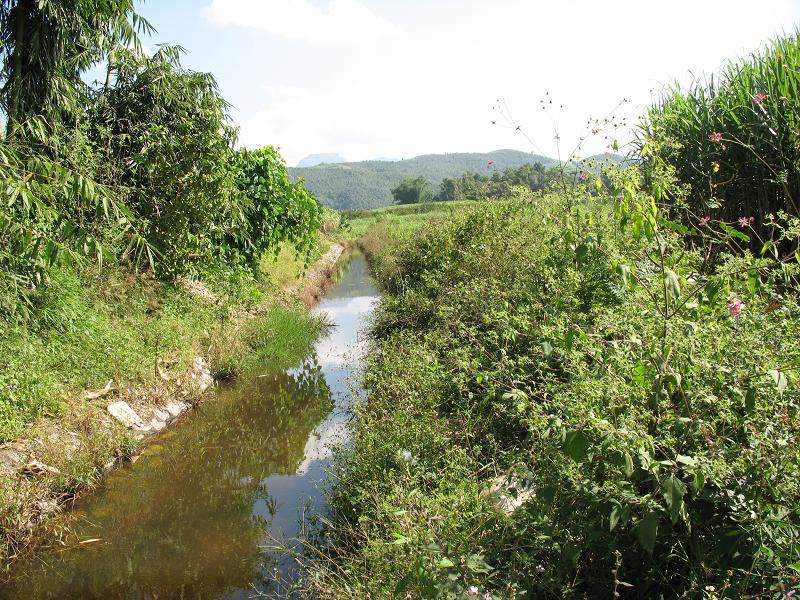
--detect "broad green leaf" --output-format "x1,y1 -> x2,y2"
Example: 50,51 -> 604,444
437,557 -> 455,569
661,475 -> 687,524
768,370 -> 788,396
719,222 -> 751,243
635,511 -> 659,556
575,243 -> 589,265
624,452 -> 635,477
563,430 -> 590,462
664,268 -> 681,302
745,387 -> 757,413
632,363 -> 648,388
610,503 -> 630,531
616,262 -> 632,287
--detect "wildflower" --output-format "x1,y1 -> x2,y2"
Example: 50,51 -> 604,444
399,449 -> 413,463
579,172 -> 588,182
536,564 -> 545,574
727,298 -> 744,318
711,161 -> 720,173
467,585 -> 479,596
698,216 -> 711,227
738,216 -> 754,228
787,591 -> 797,599
483,594 -> 493,600
721,143 -> 728,151
752,92 -> 767,104
708,131 -> 723,143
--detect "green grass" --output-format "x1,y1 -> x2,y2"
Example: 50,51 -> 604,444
344,200 -> 477,238
311,193 -> 800,598
0,229 -> 339,441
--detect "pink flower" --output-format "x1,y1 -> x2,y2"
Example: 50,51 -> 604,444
709,131 -> 723,143
467,586 -> 479,597
738,216 -> 754,228
579,172 -> 588,182
483,594 -> 493,600
699,216 -> 711,227
752,92 -> 767,104
536,564 -> 546,574
727,298 -> 744,318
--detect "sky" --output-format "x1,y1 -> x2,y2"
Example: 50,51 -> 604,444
133,0 -> 800,166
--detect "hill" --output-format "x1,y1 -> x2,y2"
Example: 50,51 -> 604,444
289,149 -> 557,210
296,153 -> 347,168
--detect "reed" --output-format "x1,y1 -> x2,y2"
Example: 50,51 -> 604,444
638,31 -> 800,225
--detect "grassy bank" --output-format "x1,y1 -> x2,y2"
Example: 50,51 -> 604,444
0,234 -> 335,566
310,193 -> 800,598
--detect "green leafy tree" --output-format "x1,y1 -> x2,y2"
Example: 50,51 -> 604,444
91,45 -> 238,277
0,0 -> 152,130
219,147 -> 322,269
391,176 -> 432,205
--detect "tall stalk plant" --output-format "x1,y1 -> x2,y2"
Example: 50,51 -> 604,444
637,32 -> 800,233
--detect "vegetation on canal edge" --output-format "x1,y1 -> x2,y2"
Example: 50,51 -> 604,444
0,240 -> 333,565
0,0 -> 341,570
312,189 -> 800,598
309,35 -> 800,598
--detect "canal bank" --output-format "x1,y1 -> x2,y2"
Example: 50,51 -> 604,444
1,252 -> 377,598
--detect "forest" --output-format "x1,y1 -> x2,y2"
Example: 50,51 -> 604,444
288,149 -> 558,210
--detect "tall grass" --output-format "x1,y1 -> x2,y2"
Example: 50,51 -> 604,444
638,31 -> 800,225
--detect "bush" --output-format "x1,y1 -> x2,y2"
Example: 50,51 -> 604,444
314,190 -> 800,598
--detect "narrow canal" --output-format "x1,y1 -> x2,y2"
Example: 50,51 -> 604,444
0,253 -> 377,599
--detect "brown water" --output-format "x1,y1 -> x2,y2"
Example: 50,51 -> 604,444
0,254 -> 377,599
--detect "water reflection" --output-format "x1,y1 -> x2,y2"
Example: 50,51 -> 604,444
1,254 -> 377,600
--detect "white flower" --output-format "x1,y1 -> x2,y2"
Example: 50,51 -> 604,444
397,449 -> 414,463
467,585 -> 479,596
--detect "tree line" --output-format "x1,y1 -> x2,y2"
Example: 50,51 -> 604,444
0,1 -> 321,321
391,162 -> 555,204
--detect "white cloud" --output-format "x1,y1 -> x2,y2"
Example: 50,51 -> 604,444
217,0 -> 800,163
204,0 -> 398,44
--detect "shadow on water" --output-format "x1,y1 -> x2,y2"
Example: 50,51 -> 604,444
0,253 -> 377,600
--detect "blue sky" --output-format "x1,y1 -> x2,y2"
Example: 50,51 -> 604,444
133,1 -> 800,166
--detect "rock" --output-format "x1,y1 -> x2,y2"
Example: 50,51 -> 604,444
176,276 -> 217,304
20,459 -> 61,477
153,408 -> 170,422
481,462 -> 536,515
83,380 -> 114,400
193,356 -> 214,393
149,418 -> 166,432
107,401 -> 145,428
164,401 -> 185,418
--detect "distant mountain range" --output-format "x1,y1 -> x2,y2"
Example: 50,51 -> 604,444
289,149 -> 562,211
296,153 -> 347,168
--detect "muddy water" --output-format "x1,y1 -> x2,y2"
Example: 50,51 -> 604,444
1,254 -> 377,599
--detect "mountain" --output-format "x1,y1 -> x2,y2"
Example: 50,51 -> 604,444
290,149 -> 557,211
296,153 -> 347,168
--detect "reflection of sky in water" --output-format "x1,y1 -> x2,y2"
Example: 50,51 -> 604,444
259,257 -> 377,536
0,254 -> 379,600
